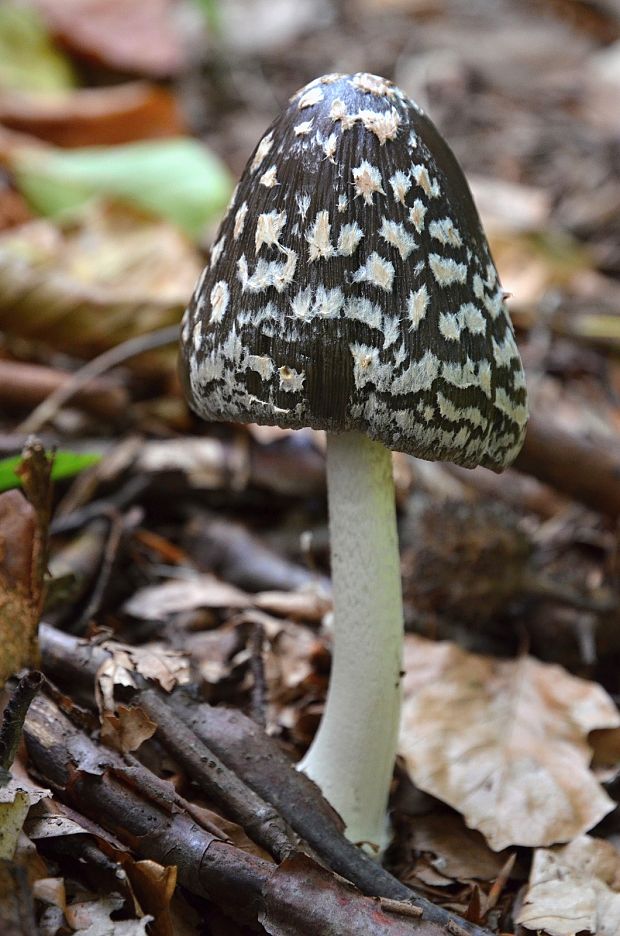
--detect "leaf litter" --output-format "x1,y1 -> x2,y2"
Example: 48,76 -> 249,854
1,0 -> 620,933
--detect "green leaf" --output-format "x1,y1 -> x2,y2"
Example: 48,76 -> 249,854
11,138 -> 234,239
0,5 -> 75,92
0,451 -> 100,493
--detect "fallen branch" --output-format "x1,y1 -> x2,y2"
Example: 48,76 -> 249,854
514,414 -> 620,516
24,690 -> 446,935
39,624 -> 495,936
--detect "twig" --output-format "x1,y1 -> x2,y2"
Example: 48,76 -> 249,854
23,691 -> 452,935
38,624 -> 495,936
0,670 -> 44,783
18,326 -> 179,434
138,688 -> 298,862
249,621 -> 267,726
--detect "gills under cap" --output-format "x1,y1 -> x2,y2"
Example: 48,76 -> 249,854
179,72 -> 528,470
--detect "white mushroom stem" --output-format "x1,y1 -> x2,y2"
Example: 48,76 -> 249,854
297,430 -> 404,848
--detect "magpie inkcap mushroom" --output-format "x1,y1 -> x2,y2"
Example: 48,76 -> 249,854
179,72 -> 528,849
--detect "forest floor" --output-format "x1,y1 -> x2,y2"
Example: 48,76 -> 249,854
1,1 -> 620,934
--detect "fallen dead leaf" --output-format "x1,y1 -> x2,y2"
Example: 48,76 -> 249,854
65,894 -> 152,935
123,575 -> 253,622
404,812 -> 512,883
0,775 -> 50,859
400,635 -> 619,850
0,201 -> 201,372
0,441 -> 51,686
95,641 -> 190,717
29,0 -> 184,77
517,835 -> 620,936
100,703 -> 157,753
0,82 -> 184,147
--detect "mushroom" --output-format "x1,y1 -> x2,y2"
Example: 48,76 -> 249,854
178,72 -> 528,849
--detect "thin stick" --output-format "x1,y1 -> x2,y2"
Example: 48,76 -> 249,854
0,671 -> 44,782
18,326 -> 179,434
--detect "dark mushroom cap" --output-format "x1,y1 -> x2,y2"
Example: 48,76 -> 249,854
179,72 -> 527,470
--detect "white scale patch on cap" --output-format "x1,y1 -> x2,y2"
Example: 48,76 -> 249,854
350,73 -> 396,97
250,131 -> 274,172
389,170 -> 411,205
408,131 -> 418,149
438,302 -> 487,341
255,210 -> 287,253
345,297 -> 382,330
307,210 -> 334,261
337,221 -> 363,256
356,108 -> 401,145
338,195 -> 348,213
391,349 -> 440,394
379,218 -> 416,260
409,199 -> 427,233
246,354 -> 275,380
437,392 -> 486,429
407,284 -> 429,330
442,358 -> 487,391
494,388 -> 528,427
352,161 -> 385,204
298,86 -> 325,109
290,286 -> 344,319
209,235 -> 225,268
209,281 -> 229,323
492,333 -> 520,368
296,193 -> 311,219
350,344 -> 393,391
259,166 -> 278,188
294,119 -> 314,136
411,164 -> 440,198
323,133 -> 338,161
233,202 -> 248,240
330,98 -> 356,130
352,252 -> 395,291
279,365 -> 305,391
429,217 -> 463,247
429,254 -> 468,286
238,249 -> 297,293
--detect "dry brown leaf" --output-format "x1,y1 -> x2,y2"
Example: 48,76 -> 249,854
400,636 -> 619,850
123,575 -> 253,621
517,835 -> 620,936
95,641 -> 190,716
405,812 -> 511,883
0,776 -> 50,859
0,82 -> 184,147
28,0 -> 183,77
100,703 -> 157,753
0,442 -> 51,686
254,588 -> 331,623
65,894 -> 151,935
0,201 -> 201,373
125,860 -> 177,936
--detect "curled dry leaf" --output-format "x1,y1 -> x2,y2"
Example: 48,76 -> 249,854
95,641 -> 190,717
123,575 -> 253,622
65,894 -> 151,936
400,635 -> 619,850
0,201 -> 201,372
0,441 -> 51,686
0,776 -> 50,860
517,835 -> 620,936
0,82 -> 184,147
100,703 -> 157,753
28,0 -> 184,78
